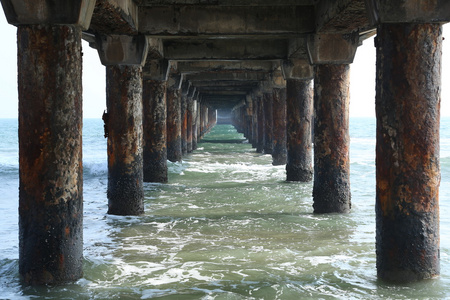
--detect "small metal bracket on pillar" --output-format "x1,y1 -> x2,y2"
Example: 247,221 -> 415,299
283,59 -> 314,182
96,34 -> 149,216
166,64 -> 183,162
1,0 -> 96,285
143,59 -> 170,183
365,0 -> 450,283
308,33 -> 359,213
270,70 -> 287,166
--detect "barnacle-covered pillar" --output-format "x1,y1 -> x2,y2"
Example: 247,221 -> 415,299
96,34 -> 148,216
166,67 -> 183,162
283,59 -> 314,181
2,0 -> 95,285
308,33 -> 358,213
143,60 -> 169,183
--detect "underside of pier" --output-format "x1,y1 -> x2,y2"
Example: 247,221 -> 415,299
1,0 -> 449,286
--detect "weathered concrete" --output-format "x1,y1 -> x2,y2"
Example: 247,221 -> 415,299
17,24 -> 83,286
96,34 -> 148,66
272,86 -> 287,166
106,65 -> 144,215
166,73 -> 183,162
138,5 -> 314,36
375,22 -> 441,282
143,79 -> 168,183
286,79 -> 313,182
313,64 -> 351,214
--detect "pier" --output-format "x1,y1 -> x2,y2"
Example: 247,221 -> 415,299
1,0 -> 447,285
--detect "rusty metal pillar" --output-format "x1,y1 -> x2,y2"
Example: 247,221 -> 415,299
181,82 -> 190,155
255,91 -> 265,153
282,59 -> 314,182
313,64 -> 350,213
3,0 -> 95,285
376,23 -> 442,282
262,83 -> 274,154
251,93 -> 258,149
307,33 -> 358,213
364,0 -> 449,282
271,71 -> 287,166
166,68 -> 183,162
192,97 -> 199,151
97,35 -> 148,216
143,60 -> 169,183
186,88 -> 195,153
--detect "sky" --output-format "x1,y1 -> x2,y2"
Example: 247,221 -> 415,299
0,13 -> 449,118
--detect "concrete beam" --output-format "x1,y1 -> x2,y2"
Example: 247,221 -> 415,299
186,72 -> 268,82
0,0 -> 96,29
135,0 -> 314,5
366,0 -> 450,24
177,61 -> 277,74
138,5 -> 315,36
143,59 -> 169,80
96,34 -> 149,66
89,0 -> 138,35
315,0 -> 371,33
282,59 -> 314,80
163,39 -> 289,60
307,32 -> 359,64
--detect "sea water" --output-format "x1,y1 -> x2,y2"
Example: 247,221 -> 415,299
0,118 -> 450,299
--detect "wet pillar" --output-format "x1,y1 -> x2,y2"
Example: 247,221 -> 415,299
256,92 -> 265,153
313,64 -> 351,213
251,95 -> 258,149
6,1 -> 96,285
307,33 -> 358,213
143,60 -> 168,183
271,72 -> 287,166
375,23 -> 441,282
263,86 -> 274,154
106,65 -> 144,215
286,79 -> 313,181
96,35 -> 148,216
180,82 -> 190,155
166,73 -> 183,162
186,88 -> 196,153
192,98 -> 199,150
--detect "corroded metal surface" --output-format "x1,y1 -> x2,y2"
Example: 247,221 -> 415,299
18,25 -> 83,285
313,64 -> 351,213
263,93 -> 273,154
375,23 -> 441,282
106,65 -> 144,215
166,83 -> 182,162
286,79 -> 313,182
272,88 -> 287,166
143,79 -> 168,183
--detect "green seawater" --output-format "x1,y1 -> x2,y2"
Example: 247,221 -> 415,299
1,122 -> 450,299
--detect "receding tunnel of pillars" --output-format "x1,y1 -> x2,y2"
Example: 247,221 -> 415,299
3,0 -> 445,287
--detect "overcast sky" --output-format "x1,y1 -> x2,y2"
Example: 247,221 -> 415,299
0,13 -> 449,119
